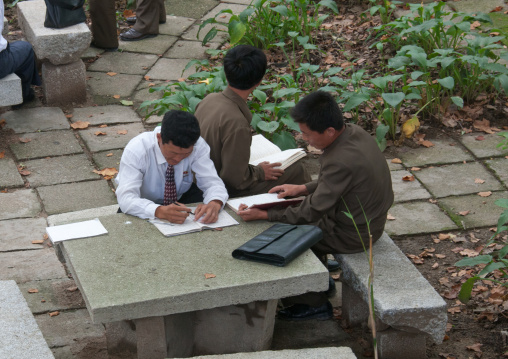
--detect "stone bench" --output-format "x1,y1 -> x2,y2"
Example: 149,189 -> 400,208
335,233 -> 447,359
172,347 -> 357,358
0,280 -> 55,358
16,0 -> 91,105
1,16 -> 23,107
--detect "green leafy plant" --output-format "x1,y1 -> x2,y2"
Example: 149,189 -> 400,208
367,0 -> 401,25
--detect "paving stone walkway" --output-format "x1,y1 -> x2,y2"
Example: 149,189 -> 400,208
0,0 -> 507,358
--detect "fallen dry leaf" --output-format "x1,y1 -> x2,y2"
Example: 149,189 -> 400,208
19,170 -> 31,176
475,135 -> 485,141
466,343 -> 483,353
391,158 -> 402,164
0,151 -> 4,159
144,75 -> 151,81
420,140 -> 434,148
99,124 -> 108,128
460,248 -> 479,257
402,175 -> 415,181
439,233 -> 451,240
43,234 -> 48,240
106,153 -> 113,157
436,254 -> 446,259
478,191 -> 492,197
31,239 -> 44,244
94,131 -> 107,136
93,168 -> 118,178
490,6 -> 503,12
28,289 -> 39,293
470,21 -> 481,30
473,119 -> 494,134
474,178 -> 485,184
204,273 -> 216,279
432,262 -> 439,269
49,311 -> 60,317
113,95 -> 121,99
65,114 -> 73,119
448,306 -> 461,314
106,72 -> 117,77
70,121 -> 90,129
407,254 -> 424,264
459,210 -> 470,216
0,119 -> 6,128
411,167 -> 421,171
117,130 -> 128,135
387,213 -> 396,220
401,116 -> 420,138
19,137 -> 32,143
66,286 -> 78,292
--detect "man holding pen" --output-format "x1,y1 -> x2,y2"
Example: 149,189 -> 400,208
115,110 -> 228,224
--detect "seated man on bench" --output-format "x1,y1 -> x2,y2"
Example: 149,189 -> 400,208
239,91 -> 394,320
115,110 -> 228,224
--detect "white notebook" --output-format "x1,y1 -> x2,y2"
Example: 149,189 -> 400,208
227,193 -> 304,213
46,218 -> 108,243
149,208 -> 239,237
249,134 -> 306,170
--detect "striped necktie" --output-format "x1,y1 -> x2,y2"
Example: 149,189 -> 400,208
163,164 -> 177,205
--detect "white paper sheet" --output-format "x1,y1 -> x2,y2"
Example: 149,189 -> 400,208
46,218 -> 108,243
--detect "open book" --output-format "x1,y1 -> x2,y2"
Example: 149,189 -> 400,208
149,207 -> 239,237
249,134 -> 306,170
227,193 -> 304,213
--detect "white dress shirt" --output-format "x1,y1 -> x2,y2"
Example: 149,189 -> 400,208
115,127 -> 229,219
1,1 -> 8,52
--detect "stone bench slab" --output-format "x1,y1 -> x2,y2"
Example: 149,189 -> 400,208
0,73 -> 23,106
0,280 -> 54,359
335,233 -> 447,344
174,347 -> 357,358
17,0 -> 91,65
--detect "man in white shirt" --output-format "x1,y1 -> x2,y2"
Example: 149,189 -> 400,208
0,0 -> 41,105
115,110 -> 228,224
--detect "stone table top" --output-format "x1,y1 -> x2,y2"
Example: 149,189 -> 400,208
57,212 -> 328,324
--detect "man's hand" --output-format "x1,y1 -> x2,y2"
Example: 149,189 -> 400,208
155,202 -> 191,224
194,200 -> 222,224
237,204 -> 269,222
269,184 -> 309,198
259,161 -> 284,181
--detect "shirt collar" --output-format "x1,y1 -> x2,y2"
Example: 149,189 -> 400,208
153,127 -> 167,166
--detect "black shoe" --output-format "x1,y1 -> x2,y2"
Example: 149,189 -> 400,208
125,16 -> 166,25
326,276 -> 337,298
327,259 -> 340,272
91,42 -> 118,52
278,302 -> 333,321
119,28 -> 157,42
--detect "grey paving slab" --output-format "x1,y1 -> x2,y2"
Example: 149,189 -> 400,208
391,170 -> 431,203
485,157 -> 508,185
144,113 -> 163,125
439,191 -> 508,229
118,34 -> 177,55
386,158 -> 403,171
166,0 -> 219,18
414,162 -> 504,198
0,73 -> 22,106
79,122 -> 145,152
81,45 -> 105,59
182,23 -> 228,43
24,154 -> 100,187
159,15 -> 195,36
47,205 -> 119,226
202,3 -> 248,23
133,80 -> 166,104
450,0 -> 505,13
0,189 -> 41,220
86,71 -> 143,98
0,157 -> 24,187
71,105 -> 141,125
18,279 -> 86,314
459,133 -> 508,159
9,130 -> 83,161
385,201 -> 458,236
164,40 -> 210,59
186,347 -> 357,359
396,137 -> 473,167
92,150 -> 123,170
145,58 -> 199,81
0,248 -> 67,283
38,180 -> 117,215
0,280 -> 55,359
223,0 -> 252,4
87,52 -> 159,75
35,309 -> 105,348
0,218 -> 47,252
2,107 -> 69,134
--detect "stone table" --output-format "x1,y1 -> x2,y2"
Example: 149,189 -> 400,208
55,212 -> 328,359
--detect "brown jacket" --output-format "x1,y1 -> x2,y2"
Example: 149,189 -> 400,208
268,124 -> 394,254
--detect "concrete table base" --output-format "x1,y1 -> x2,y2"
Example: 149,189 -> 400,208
42,61 -> 87,105
106,299 -> 277,359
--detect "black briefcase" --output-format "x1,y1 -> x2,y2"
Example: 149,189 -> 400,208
232,224 -> 323,267
44,0 -> 86,29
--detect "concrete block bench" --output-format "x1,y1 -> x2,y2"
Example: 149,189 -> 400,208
0,280 -> 55,359
17,0 -> 91,105
0,73 -> 23,106
172,347 -> 357,358
3,16 -> 8,35
335,233 -> 447,359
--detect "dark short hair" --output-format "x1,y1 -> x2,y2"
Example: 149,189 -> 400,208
290,91 -> 344,133
160,110 -> 200,148
223,45 -> 267,90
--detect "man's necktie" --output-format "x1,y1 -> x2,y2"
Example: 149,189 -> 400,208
163,164 -> 177,205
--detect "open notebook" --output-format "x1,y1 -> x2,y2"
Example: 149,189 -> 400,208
149,207 -> 239,237
249,134 -> 306,170
227,193 -> 304,214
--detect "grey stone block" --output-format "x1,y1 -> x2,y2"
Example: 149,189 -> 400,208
0,189 -> 41,220
0,248 -> 67,282
24,154 -> 100,187
391,169 -> 431,203
486,157 -> 508,185
118,34 -> 177,55
2,16 -> 8,35
0,280 -> 55,359
2,107 -> 69,134
385,201 -> 458,236
386,158 -> 403,171
79,122 -> 145,152
202,3 -> 248,23
164,40 -> 210,59
335,233 -> 447,344
17,0 -> 91,65
159,15 -> 195,36
46,204 -> 119,226
341,283 -> 369,326
450,0 -> 505,13
10,130 -> 82,160
87,71 -> 143,98
87,52 -> 159,75
223,0 -> 253,4
93,150 -> 123,170
459,133 -> 508,159
377,329 -> 426,359
42,61 -> 87,105
133,80 -> 166,104
38,181 -> 117,215
415,162 -> 504,198
71,105 -> 141,125
182,23 -> 227,43
0,217 -> 47,252
176,347 -> 357,358
0,156 -> 24,187
0,73 -> 23,106
146,58 -> 199,81
396,137 -> 473,167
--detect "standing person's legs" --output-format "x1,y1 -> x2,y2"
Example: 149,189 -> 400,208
89,0 -> 118,50
133,0 -> 160,35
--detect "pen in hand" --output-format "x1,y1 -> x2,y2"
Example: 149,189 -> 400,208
171,201 -> 195,215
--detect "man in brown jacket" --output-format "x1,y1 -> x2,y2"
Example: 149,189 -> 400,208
239,91 -> 394,320
195,45 -> 310,197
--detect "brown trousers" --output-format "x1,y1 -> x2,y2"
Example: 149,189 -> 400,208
133,0 -> 166,35
89,0 -> 118,49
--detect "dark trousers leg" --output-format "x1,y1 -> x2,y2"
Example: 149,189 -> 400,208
133,0 -> 166,34
0,41 -> 41,99
89,0 -> 119,49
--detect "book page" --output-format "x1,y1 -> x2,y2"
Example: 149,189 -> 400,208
46,218 -> 108,243
227,193 -> 288,212
249,134 -> 281,164
249,148 -> 306,169
196,209 -> 239,229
